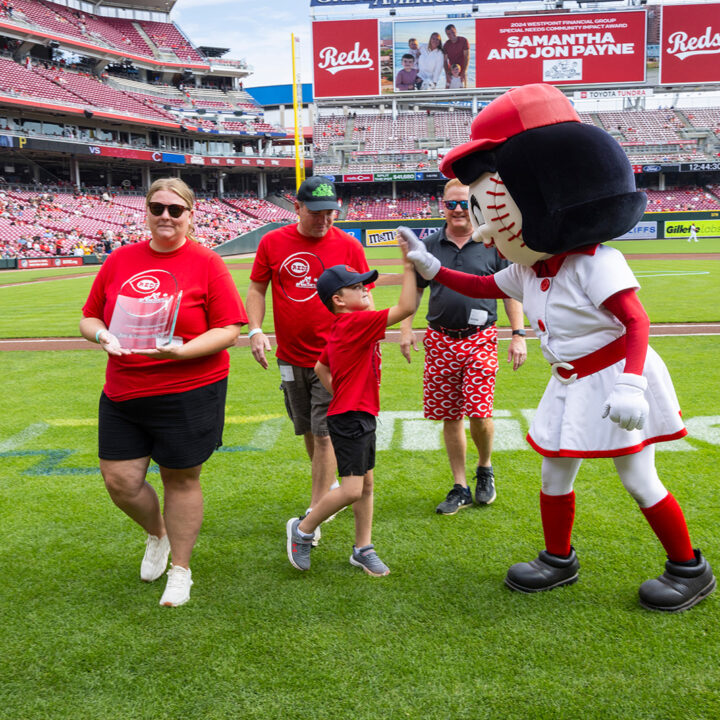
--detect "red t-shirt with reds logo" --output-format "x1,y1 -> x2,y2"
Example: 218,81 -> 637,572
318,308 -> 389,417
250,224 -> 372,367
83,239 -> 247,401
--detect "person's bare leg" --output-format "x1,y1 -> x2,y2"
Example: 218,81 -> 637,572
101,457 -> 165,537
159,464 -> 203,569
352,471 -> 374,548
443,419 -> 468,487
309,433 -> 337,508
469,416 -> 493,468
299,475 -> 362,535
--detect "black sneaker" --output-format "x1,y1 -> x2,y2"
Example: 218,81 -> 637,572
436,484 -> 473,515
474,465 -> 496,505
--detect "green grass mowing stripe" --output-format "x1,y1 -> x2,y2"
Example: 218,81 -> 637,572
2,257 -> 717,339
0,338 -> 718,719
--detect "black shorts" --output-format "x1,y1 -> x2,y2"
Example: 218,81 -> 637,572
98,378 -> 228,469
326,411 -> 377,478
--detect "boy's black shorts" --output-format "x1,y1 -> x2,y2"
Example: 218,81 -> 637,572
98,378 -> 227,469
326,411 -> 377,477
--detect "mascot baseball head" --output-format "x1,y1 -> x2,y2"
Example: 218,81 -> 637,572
439,83 -> 647,266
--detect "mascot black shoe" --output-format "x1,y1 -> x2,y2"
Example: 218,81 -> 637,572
639,549 -> 716,612
505,548 -> 579,593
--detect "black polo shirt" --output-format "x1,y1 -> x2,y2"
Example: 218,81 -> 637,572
417,226 -> 509,330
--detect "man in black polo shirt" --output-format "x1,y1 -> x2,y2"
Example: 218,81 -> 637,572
400,179 -> 527,514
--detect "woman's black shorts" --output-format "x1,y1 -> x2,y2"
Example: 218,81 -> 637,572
98,378 -> 228,469
326,410 -> 377,478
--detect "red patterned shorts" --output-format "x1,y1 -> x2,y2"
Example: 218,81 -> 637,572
423,325 -> 498,421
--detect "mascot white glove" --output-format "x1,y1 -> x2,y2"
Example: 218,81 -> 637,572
397,226 -> 440,280
601,373 -> 649,431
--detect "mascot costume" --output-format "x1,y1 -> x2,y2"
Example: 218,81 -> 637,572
400,83 -> 714,612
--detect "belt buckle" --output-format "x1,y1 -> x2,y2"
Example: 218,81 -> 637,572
551,361 -> 577,385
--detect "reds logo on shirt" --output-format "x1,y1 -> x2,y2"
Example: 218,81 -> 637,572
278,252 -> 326,302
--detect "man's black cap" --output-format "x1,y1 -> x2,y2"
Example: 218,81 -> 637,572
317,264 -> 378,305
296,176 -> 341,211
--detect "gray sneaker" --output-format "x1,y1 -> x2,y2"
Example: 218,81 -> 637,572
436,484 -> 473,515
286,517 -> 313,571
474,466 -> 497,505
350,544 -> 390,577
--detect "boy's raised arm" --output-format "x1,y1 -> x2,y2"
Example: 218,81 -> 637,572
387,233 -> 419,327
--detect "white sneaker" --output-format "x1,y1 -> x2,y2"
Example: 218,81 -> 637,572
305,508 -> 321,547
325,480 -> 347,523
159,565 -> 193,607
140,533 -> 170,582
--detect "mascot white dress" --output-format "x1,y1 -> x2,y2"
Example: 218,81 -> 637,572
401,83 -> 714,612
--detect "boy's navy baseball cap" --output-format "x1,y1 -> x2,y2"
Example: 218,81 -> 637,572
296,176 -> 341,211
317,265 -> 378,304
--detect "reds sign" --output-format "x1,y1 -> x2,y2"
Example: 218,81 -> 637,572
660,3 -> 720,85
313,19 -> 380,98
474,11 -> 646,89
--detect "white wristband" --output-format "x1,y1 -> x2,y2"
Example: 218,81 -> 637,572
247,328 -> 263,339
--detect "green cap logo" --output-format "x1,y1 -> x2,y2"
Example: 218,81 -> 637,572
311,183 -> 335,198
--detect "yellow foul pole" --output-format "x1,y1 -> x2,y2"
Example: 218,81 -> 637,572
291,33 -> 306,190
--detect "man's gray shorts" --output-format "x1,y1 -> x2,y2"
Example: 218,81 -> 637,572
278,359 -> 331,437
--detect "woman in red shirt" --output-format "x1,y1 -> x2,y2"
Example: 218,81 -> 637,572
80,178 -> 247,607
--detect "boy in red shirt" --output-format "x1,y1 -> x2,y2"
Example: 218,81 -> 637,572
286,248 -> 416,576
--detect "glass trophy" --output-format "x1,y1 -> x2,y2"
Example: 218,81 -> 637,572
108,269 -> 183,350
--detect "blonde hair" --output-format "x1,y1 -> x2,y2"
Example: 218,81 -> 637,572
146,177 -> 196,242
443,177 -> 466,197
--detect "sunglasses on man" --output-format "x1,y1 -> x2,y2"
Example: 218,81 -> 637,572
148,202 -> 190,218
444,200 -> 469,210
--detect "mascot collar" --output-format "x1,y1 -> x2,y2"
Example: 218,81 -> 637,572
532,244 -> 600,278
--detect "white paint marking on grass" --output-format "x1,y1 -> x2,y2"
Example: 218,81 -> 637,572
401,419 -> 443,451
634,272 -> 710,278
684,416 -> 720,446
0,422 -> 49,450
249,416 -> 285,450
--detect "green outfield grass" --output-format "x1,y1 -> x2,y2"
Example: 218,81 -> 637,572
0,239 -> 718,338
1,336 -> 719,720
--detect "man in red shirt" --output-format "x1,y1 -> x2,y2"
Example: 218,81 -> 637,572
246,177 -> 373,513
443,24 -> 469,87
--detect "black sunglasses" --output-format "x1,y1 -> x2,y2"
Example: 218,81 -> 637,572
444,200 -> 469,210
148,202 -> 190,218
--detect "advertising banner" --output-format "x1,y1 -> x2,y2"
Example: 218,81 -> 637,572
373,172 -> 417,181
660,3 -> 720,85
342,173 -> 374,182
474,11 -> 646,88
664,219 -> 720,239
614,221 -> 658,241
17,257 -> 84,269
365,226 -> 437,247
313,19 -> 380,98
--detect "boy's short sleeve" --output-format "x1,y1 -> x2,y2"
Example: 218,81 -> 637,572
318,346 -> 329,367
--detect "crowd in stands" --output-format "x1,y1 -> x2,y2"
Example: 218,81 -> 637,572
315,106 -> 720,174
2,182 -> 720,260
644,187 -> 720,211
345,192 -> 436,220
0,188 -> 294,259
